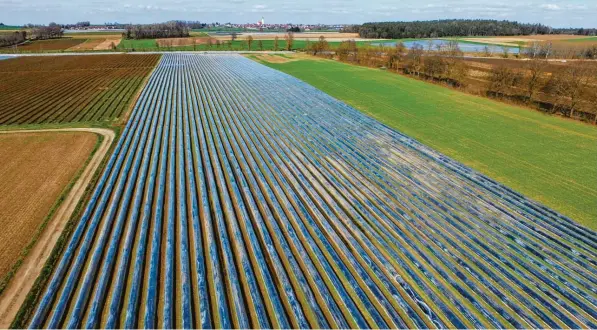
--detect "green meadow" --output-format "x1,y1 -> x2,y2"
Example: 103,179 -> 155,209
256,56 -> 597,229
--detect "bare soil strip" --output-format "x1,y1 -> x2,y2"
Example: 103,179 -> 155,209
94,38 -> 121,50
66,39 -> 105,51
0,128 -> 114,327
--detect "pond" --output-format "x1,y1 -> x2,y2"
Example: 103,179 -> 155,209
372,39 -> 520,54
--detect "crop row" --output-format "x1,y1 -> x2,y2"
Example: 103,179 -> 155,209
0,55 -> 160,125
27,54 -> 596,328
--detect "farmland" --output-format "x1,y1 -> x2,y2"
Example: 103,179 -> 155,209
256,55 -> 597,229
5,38 -> 85,52
0,54 -> 160,126
66,38 -> 121,51
0,131 -> 98,281
22,54 -> 596,328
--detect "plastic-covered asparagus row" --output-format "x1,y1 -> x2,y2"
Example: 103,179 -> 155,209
29,54 -> 596,329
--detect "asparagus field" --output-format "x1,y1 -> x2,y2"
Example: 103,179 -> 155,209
0,54 -> 159,126
26,54 -> 596,328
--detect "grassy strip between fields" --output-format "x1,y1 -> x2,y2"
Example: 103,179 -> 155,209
117,38 -> 394,52
0,132 -> 103,297
254,55 -> 597,230
8,125 -> 121,329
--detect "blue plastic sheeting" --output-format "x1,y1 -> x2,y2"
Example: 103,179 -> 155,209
29,54 -> 597,329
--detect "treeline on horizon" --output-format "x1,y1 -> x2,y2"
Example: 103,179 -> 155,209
343,19 -> 597,39
0,23 -> 63,48
124,21 -> 190,40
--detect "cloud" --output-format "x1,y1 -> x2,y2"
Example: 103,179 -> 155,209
540,4 -> 560,10
251,4 -> 274,12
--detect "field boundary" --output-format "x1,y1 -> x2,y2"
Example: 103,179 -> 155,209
119,56 -> 160,125
0,128 -> 115,328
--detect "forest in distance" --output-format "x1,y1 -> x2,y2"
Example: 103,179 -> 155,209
343,19 -> 597,39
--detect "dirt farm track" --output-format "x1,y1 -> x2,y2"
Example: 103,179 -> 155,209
18,54 -> 596,328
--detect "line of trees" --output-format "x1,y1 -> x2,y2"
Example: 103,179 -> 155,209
181,21 -> 205,29
522,41 -> 597,59
487,60 -> 597,121
1,22 -> 64,48
321,40 -> 597,123
0,31 -> 27,48
30,23 -> 63,40
124,21 -> 190,40
354,20 -> 554,39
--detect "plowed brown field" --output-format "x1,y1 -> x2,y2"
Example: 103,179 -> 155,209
0,54 -> 160,125
66,39 -> 104,50
0,131 -> 97,280
12,38 -> 85,52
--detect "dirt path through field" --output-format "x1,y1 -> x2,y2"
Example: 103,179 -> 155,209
0,128 -> 114,327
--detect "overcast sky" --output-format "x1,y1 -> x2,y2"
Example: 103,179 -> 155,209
1,0 -> 596,27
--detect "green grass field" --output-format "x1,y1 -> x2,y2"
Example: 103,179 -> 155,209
255,56 -> 597,229
117,39 -> 321,51
117,39 -> 157,50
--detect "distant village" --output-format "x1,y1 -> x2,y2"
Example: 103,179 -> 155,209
54,19 -> 346,32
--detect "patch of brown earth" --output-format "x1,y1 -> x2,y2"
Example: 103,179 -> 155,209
67,38 -> 105,51
0,131 -> 97,279
94,38 -> 122,50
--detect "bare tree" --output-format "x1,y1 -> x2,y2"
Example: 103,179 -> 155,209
336,40 -> 357,62
274,36 -> 279,51
488,65 -> 522,96
524,58 -> 547,103
426,39 -> 434,53
395,41 -> 406,54
483,46 -> 491,57
501,46 -> 510,58
423,56 -> 447,80
285,32 -> 294,51
246,35 -> 254,50
231,32 -> 238,41
446,39 -> 462,56
546,62 -> 594,117
405,44 -> 424,76
446,59 -> 468,87
310,36 -> 329,55
258,40 -> 263,51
